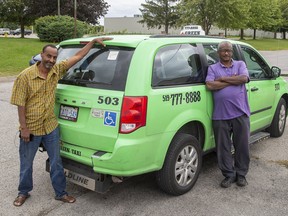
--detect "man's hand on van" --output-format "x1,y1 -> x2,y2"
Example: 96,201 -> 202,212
92,37 -> 113,47
67,37 -> 113,68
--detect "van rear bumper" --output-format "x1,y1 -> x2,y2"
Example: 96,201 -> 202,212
59,131 -> 175,177
46,158 -> 113,193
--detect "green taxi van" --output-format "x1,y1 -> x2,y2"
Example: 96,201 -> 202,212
49,35 -> 288,195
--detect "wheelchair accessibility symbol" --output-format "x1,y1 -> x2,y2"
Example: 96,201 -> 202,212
104,111 -> 117,127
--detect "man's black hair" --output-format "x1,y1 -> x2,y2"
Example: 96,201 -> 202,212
42,44 -> 57,53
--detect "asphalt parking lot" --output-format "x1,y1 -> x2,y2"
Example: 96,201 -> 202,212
0,52 -> 288,216
260,50 -> 288,75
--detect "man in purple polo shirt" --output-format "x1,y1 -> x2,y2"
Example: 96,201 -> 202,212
206,41 -> 250,188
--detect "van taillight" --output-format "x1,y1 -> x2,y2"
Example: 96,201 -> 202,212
120,96 -> 148,134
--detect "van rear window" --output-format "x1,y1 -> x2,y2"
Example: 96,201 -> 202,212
58,46 -> 134,91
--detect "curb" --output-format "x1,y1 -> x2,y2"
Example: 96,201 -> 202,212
0,76 -> 16,83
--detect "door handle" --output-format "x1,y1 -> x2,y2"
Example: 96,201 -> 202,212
251,87 -> 259,92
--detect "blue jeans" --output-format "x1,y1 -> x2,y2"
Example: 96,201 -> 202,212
18,127 -> 68,198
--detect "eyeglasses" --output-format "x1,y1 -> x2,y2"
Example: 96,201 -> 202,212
219,49 -> 233,53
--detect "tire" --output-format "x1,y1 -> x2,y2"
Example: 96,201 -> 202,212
267,98 -> 287,137
156,133 -> 202,196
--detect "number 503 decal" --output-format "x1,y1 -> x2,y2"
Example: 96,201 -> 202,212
98,96 -> 119,106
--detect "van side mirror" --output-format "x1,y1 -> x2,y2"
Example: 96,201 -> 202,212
271,66 -> 281,77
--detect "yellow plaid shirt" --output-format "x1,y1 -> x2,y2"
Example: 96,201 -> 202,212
11,60 -> 68,135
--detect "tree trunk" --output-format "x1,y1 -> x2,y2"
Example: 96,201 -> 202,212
240,29 -> 244,40
20,24 -> 25,38
253,29 -> 256,39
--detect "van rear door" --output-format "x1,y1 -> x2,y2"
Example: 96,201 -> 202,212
56,46 -> 134,154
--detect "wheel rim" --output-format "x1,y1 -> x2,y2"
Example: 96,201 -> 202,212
278,104 -> 286,133
175,145 -> 198,187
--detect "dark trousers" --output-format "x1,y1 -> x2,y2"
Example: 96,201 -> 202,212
213,115 -> 250,178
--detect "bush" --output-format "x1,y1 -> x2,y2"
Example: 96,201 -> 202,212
35,15 -> 88,42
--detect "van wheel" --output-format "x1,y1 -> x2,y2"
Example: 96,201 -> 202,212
267,98 -> 287,137
156,133 -> 202,196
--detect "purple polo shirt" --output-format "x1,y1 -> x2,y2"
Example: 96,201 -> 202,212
206,60 -> 250,120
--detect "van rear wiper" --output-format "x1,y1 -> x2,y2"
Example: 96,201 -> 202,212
59,79 -> 110,86
76,79 -> 110,85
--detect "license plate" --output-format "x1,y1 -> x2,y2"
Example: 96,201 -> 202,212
59,105 -> 79,122
64,168 -> 96,191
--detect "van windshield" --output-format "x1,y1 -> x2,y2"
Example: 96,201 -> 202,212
58,45 -> 134,91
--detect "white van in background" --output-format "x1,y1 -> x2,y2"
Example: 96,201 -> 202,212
0,28 -> 10,35
180,25 -> 205,36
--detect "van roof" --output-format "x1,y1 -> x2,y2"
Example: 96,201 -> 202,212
59,35 -> 253,49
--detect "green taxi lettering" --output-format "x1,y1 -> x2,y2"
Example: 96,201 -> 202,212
61,146 -> 70,153
72,149 -> 81,156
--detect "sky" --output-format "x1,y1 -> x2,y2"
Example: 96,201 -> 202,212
99,0 -> 146,24
105,0 -> 146,17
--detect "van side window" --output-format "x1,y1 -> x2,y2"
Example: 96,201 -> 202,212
203,44 -> 239,66
240,46 -> 271,79
203,44 -> 219,66
152,44 -> 203,87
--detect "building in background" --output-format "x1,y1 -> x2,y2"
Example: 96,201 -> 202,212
104,15 -> 275,38
104,15 -> 180,34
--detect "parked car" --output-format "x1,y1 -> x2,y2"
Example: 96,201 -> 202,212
29,54 -> 41,66
0,28 -> 10,35
42,35 -> 288,195
12,28 -> 32,35
29,44 -> 59,66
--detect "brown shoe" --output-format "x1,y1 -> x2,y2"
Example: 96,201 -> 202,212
56,195 -> 76,203
13,194 -> 30,207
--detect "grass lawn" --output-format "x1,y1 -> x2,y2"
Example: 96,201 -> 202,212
0,37 -> 48,77
1,36 -> 288,77
240,38 -> 288,50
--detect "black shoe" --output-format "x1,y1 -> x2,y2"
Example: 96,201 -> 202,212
220,177 -> 236,188
236,176 -> 248,187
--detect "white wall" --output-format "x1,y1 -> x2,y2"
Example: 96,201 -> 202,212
104,17 -> 181,34
104,16 -> 278,38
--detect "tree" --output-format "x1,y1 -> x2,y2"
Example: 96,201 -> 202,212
214,0 -> 250,39
177,0 -> 250,37
278,0 -> 288,39
247,0 -> 281,39
35,15 -> 88,42
0,0 -> 109,38
34,0 -> 109,25
177,0 -> 218,35
0,0 -> 38,38
139,0 -> 180,34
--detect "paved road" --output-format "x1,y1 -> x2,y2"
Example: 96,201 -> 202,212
1,78 -> 288,216
260,50 -> 288,75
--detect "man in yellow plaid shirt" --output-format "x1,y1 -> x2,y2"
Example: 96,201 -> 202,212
11,37 -> 112,207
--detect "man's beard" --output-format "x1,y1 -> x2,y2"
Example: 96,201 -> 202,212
44,62 -> 54,69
